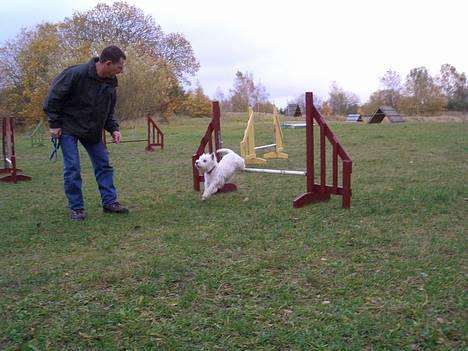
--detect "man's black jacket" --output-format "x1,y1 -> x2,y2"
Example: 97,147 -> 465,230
43,57 -> 120,143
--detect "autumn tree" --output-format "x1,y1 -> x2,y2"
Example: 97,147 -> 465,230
328,82 -> 360,115
361,70 -> 402,115
229,71 -> 255,112
184,83 -> 211,118
0,36 -> 25,117
401,67 -> 446,115
0,24 -> 66,124
361,90 -> 387,115
437,64 -> 467,111
251,81 -> 272,112
115,46 -> 182,120
321,101 -> 330,116
0,37 -> 23,91
379,69 -> 402,107
59,2 -> 199,83
17,24 -> 63,125
0,1 -> 201,122
228,71 -> 273,112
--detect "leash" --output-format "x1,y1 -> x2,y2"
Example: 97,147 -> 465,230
49,136 -> 61,162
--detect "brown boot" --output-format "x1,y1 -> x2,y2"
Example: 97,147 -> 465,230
103,202 -> 129,214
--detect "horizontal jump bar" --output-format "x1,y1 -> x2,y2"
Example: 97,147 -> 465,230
254,143 -> 276,150
110,139 -> 147,143
244,167 -> 306,176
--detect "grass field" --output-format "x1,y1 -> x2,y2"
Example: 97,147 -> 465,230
0,115 -> 466,350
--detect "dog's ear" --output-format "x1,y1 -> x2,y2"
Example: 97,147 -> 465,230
211,153 -> 215,160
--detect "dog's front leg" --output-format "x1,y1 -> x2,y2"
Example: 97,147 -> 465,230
202,183 -> 218,200
202,177 -> 221,201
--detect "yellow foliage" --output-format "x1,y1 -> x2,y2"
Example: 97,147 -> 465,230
184,86 -> 211,117
321,101 -> 330,116
18,24 -> 60,125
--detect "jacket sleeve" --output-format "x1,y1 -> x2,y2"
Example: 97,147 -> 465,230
43,68 -> 75,128
104,90 -> 120,134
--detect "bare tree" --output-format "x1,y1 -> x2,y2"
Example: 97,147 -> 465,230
229,71 -> 255,112
379,70 -> 402,107
228,71 -> 273,112
328,82 -> 360,115
437,64 -> 467,111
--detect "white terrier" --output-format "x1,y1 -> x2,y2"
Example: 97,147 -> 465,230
195,148 -> 245,200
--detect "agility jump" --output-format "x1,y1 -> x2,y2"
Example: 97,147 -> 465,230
30,120 -> 45,147
192,92 -> 352,208
240,107 -> 288,164
192,101 -> 237,194
102,113 -> 164,151
1,117 -> 32,183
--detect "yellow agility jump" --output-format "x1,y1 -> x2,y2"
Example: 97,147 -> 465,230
240,107 -> 288,165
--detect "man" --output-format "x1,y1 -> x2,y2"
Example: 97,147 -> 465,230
44,46 -> 129,221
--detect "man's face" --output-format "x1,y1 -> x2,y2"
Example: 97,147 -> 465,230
104,58 -> 125,78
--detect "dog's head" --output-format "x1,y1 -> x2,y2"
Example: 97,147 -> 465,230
195,152 -> 217,172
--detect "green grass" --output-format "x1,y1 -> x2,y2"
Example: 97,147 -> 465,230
0,116 -> 466,350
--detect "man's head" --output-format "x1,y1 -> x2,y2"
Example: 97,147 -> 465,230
97,46 -> 126,79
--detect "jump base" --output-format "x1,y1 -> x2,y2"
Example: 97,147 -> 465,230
293,191 -> 331,208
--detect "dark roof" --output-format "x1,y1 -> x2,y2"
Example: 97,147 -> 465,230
368,106 -> 404,123
286,103 -> 302,116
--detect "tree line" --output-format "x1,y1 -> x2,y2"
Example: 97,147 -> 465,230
361,66 -> 467,116
0,1 -> 466,126
287,66 -> 467,117
0,1 -> 211,125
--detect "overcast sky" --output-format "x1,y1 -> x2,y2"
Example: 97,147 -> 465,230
1,0 -> 467,107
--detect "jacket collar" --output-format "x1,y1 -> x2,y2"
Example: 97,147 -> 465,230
88,57 -> 118,87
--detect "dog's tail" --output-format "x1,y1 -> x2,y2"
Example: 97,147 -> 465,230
216,148 -> 234,155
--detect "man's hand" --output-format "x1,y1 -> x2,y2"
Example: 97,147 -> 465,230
112,131 -> 121,144
49,128 -> 62,138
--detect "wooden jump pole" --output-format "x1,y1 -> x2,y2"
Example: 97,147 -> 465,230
263,107 -> 288,160
240,107 -> 266,164
244,167 -> 306,176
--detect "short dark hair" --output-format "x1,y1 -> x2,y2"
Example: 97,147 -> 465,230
99,46 -> 126,63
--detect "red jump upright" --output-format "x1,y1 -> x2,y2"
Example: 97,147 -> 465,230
145,113 -> 164,151
102,114 -> 164,151
293,92 -> 352,208
0,117 -> 32,183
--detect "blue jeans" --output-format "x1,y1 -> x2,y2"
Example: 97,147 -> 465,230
61,134 -> 117,210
